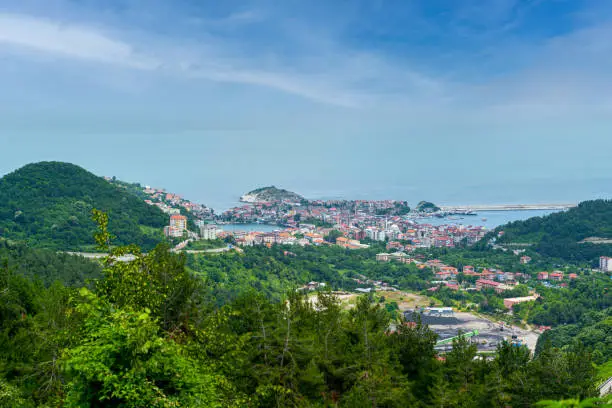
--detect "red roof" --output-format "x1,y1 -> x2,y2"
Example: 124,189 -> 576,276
476,279 -> 500,287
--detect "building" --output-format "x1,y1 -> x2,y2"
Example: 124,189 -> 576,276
503,295 -> 539,310
164,225 -> 183,238
169,214 -> 187,231
520,256 -> 532,264
600,256 -> 612,272
376,253 -> 391,262
537,272 -> 549,280
200,224 -> 218,240
476,279 -> 509,294
549,271 -> 564,281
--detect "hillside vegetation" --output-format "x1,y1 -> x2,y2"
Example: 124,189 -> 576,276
491,199 -> 612,263
0,239 -> 101,287
240,185 -> 304,203
0,217 -> 606,407
0,162 -> 167,250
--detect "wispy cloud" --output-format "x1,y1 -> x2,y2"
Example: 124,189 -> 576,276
0,14 -> 157,68
0,11 -> 444,108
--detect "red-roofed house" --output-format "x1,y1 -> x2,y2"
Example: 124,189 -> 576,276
549,272 -> 564,281
537,272 -> 549,280
476,279 -> 509,294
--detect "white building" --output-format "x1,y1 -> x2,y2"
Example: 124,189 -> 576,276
200,225 -> 218,240
599,256 -> 612,272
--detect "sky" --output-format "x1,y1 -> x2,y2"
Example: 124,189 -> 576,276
1,0 -> 612,210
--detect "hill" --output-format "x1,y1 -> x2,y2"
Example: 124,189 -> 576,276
0,162 -> 167,250
490,199 -> 612,263
0,238 -> 101,286
414,200 -> 441,213
240,185 -> 304,203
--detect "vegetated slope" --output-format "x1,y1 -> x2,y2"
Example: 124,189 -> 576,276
240,185 -> 304,203
490,199 -> 612,263
414,201 -> 440,213
0,238 -> 101,286
0,162 -> 167,250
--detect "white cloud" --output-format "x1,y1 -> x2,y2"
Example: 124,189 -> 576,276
0,12 -> 444,108
0,13 -> 157,69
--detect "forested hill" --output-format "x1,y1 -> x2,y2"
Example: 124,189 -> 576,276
490,199 -> 612,263
0,239 -> 101,286
0,162 -> 167,250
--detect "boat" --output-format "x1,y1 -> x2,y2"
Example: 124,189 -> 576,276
481,218 -> 487,222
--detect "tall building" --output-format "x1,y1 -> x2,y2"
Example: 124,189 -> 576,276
200,225 -> 218,240
169,214 -> 187,231
599,256 -> 612,272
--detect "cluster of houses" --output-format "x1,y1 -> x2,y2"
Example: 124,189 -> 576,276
220,198 -> 486,249
142,188 -> 212,219
376,254 -> 580,308
224,227 -> 370,249
104,178 -> 214,219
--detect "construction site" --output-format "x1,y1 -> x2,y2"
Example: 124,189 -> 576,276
404,307 -> 540,354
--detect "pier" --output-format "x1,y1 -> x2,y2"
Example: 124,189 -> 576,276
439,203 -> 576,212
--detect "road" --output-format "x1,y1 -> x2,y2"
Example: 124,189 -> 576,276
405,309 -> 540,353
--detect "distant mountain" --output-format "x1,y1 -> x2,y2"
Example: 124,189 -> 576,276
489,199 -> 612,264
0,162 -> 168,250
240,186 -> 304,203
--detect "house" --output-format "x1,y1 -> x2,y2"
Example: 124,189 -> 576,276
435,271 -> 451,280
520,256 -> 532,264
463,265 -> 475,274
537,272 -> 549,280
444,282 -> 460,291
503,295 -> 539,310
569,273 -> 578,280
476,279 -> 509,294
376,253 -> 391,262
440,266 -> 459,275
549,271 -> 564,281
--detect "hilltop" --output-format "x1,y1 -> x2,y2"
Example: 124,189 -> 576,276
0,162 -> 167,250
240,185 -> 304,203
490,199 -> 612,263
414,200 -> 441,213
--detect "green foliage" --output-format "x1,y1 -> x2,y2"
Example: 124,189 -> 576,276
0,239 -> 101,286
0,162 -> 167,250
63,290 -> 223,408
491,199 -> 612,263
0,211 -> 608,407
243,186 -> 304,202
415,201 -> 441,213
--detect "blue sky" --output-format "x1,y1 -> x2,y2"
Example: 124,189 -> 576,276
1,0 -> 612,209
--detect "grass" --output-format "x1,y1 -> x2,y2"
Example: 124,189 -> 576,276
596,360 -> 612,381
185,239 -> 226,250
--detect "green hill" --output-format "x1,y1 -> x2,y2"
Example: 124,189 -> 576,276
240,186 -> 304,203
414,201 -> 440,213
0,238 -> 101,286
491,199 -> 612,263
0,162 -> 167,250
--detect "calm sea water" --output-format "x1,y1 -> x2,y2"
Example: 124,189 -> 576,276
415,209 -> 560,230
218,209 -> 560,233
219,223 -> 280,233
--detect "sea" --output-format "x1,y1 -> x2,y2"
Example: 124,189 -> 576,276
217,209 -> 560,233
411,209 -> 559,230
